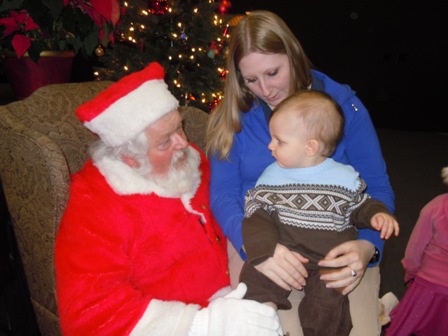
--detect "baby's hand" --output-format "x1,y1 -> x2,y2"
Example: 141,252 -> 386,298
371,213 -> 399,239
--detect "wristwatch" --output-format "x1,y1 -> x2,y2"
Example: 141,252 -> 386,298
369,247 -> 380,264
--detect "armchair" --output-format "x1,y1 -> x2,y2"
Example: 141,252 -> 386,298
0,82 -> 209,335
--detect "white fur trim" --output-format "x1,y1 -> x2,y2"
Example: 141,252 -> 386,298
182,194 -> 206,224
129,299 -> 200,336
94,146 -> 201,203
94,155 -> 167,195
85,80 -> 178,147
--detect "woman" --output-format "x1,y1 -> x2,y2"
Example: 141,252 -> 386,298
206,10 -> 394,336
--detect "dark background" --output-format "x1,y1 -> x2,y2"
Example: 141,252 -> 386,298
1,1 -> 446,132
229,0 -> 448,133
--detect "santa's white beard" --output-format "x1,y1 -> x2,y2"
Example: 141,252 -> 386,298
147,146 -> 201,197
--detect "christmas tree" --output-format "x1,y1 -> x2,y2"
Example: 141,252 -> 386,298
95,0 -> 233,111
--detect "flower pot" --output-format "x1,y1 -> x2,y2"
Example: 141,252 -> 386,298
0,50 -> 75,100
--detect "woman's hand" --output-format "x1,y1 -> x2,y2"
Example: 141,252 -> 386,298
318,240 -> 375,295
254,244 -> 309,291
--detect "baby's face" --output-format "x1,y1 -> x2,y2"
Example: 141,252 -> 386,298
268,110 -> 310,169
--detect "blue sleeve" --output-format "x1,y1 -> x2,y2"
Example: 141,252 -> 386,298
336,95 -> 395,266
209,141 -> 247,260
357,228 -> 384,267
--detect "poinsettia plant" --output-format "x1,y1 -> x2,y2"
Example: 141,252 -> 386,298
0,0 -> 120,63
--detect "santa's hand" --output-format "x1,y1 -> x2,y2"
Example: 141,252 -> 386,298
188,283 -> 283,336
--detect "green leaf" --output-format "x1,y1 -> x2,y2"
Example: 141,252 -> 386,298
41,0 -> 63,21
0,0 -> 24,13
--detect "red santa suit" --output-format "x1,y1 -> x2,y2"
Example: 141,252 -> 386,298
55,144 -> 230,336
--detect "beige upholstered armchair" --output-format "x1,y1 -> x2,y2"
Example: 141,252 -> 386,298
0,82 -> 209,335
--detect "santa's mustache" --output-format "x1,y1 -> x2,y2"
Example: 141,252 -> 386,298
171,148 -> 188,167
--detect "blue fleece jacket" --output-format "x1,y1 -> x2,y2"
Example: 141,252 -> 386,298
210,70 -> 395,266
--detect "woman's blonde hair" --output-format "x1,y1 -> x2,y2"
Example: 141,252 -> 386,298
206,10 -> 313,159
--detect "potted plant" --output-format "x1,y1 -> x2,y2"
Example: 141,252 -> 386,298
0,0 -> 119,99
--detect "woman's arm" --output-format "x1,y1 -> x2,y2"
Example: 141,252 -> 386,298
316,94 -> 394,294
336,95 -> 395,265
336,95 -> 395,212
209,140 -> 246,257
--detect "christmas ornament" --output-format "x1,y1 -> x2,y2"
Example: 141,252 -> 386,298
95,45 -> 105,57
208,41 -> 219,59
218,0 -> 232,14
181,28 -> 188,41
219,69 -> 227,80
223,24 -> 229,36
148,0 -> 169,15
208,98 -> 221,110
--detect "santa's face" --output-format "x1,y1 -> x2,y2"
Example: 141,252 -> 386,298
145,110 -> 189,176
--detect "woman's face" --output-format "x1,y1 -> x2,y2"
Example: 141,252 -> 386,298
238,52 -> 291,109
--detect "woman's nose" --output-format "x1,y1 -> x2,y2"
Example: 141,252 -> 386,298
259,80 -> 271,97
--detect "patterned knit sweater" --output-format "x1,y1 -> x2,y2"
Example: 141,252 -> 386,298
242,159 -> 391,267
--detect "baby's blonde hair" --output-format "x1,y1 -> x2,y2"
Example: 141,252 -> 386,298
271,90 -> 344,157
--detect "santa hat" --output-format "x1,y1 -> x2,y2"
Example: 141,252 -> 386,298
76,62 -> 179,147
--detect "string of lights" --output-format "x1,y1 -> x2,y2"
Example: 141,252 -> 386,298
94,0 -> 235,111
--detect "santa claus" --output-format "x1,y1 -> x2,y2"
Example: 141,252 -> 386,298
55,62 -> 282,336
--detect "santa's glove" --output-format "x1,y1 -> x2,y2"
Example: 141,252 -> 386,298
188,283 -> 283,336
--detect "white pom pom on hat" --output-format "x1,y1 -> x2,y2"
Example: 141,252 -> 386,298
76,62 -> 179,147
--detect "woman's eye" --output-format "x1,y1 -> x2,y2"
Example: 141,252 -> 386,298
268,70 -> 278,77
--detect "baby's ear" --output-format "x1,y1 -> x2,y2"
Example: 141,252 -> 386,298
306,139 -> 320,156
122,155 -> 140,168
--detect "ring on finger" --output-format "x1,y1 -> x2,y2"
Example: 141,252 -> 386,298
348,266 -> 357,277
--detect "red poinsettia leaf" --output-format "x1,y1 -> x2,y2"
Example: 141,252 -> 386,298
11,34 -> 31,58
10,10 -> 28,23
0,17 -> 20,37
90,0 -> 120,26
9,10 -> 40,32
24,16 -> 40,31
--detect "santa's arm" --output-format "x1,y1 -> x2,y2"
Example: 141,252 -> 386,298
55,184 -> 198,336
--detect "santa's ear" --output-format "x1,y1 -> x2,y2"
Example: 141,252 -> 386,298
122,155 -> 140,168
306,139 -> 320,156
